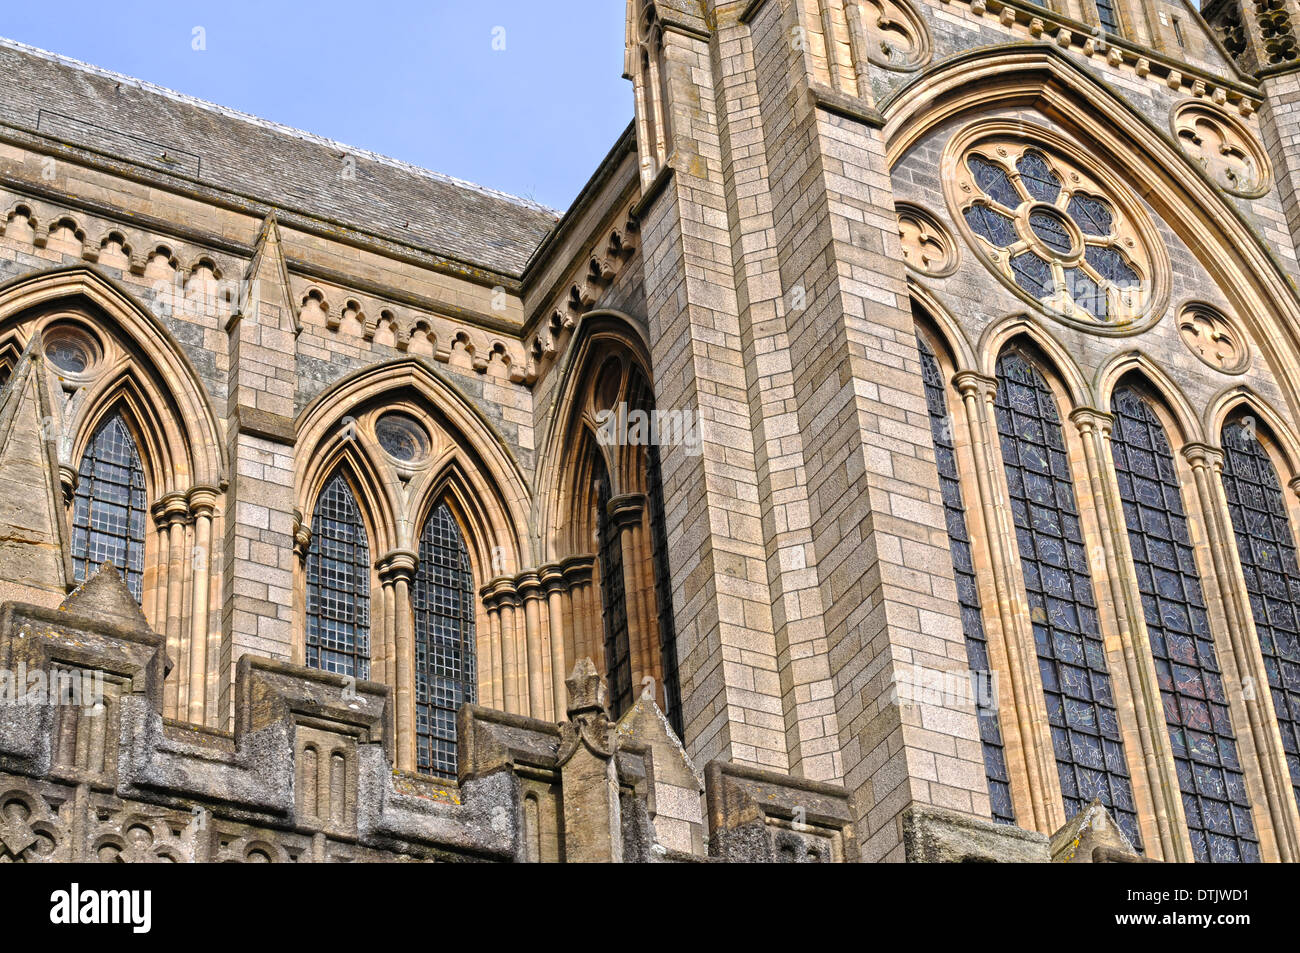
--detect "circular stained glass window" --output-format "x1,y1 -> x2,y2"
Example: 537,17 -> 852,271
375,413 -> 430,463
43,326 -> 98,376
950,136 -> 1163,331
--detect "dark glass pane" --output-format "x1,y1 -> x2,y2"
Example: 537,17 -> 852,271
413,502 -> 476,778
306,473 -> 371,680
968,155 -> 1021,209
1010,251 -> 1055,298
1221,421 -> 1300,815
995,351 -> 1142,848
1066,194 -> 1114,237
1065,268 -> 1107,320
1017,151 -> 1061,204
1029,209 -> 1072,254
1095,0 -> 1120,32
1113,390 -> 1257,861
596,456 -> 634,719
71,413 -> 147,601
1086,245 -> 1139,288
919,335 -> 1015,825
964,205 -> 1019,248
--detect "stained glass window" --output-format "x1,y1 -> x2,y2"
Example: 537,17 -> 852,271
413,502 -> 476,778
306,473 -> 371,679
596,455 -> 634,719
965,205 -> 1019,248
71,413 -> 147,601
1220,420 -> 1300,813
647,442 -> 684,738
968,155 -> 1020,209
918,335 -> 1015,824
1017,151 -> 1061,204
1095,0 -> 1120,33
1028,209 -> 1073,255
1066,194 -> 1114,237
1112,391 -> 1258,862
994,351 -> 1142,847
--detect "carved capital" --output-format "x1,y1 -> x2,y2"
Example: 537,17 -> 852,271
1069,406 -> 1113,437
606,493 -> 646,530
376,549 -> 417,584
952,370 -> 997,401
1182,442 -> 1225,473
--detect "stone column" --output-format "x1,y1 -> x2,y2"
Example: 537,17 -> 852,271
155,492 -> 188,720
518,570 -> 548,716
954,371 -> 1057,833
487,577 -> 522,715
186,485 -> 219,725
378,550 -> 417,772
481,585 -> 504,710
1072,407 -> 1182,860
1185,443 -> 1299,861
608,494 -> 651,694
543,564 -> 569,720
562,556 -> 598,673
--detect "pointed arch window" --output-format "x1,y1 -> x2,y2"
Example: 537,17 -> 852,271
1220,419 -> 1300,812
596,455 -> 634,719
994,350 -> 1141,847
412,502 -> 477,778
917,335 -> 1015,824
1094,0 -> 1120,33
305,473 -> 371,679
71,413 -> 147,601
1112,391 -> 1258,862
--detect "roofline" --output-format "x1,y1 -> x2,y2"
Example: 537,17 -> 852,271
0,34 -> 560,216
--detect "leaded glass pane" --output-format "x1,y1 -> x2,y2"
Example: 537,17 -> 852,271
1017,151 -> 1061,204
1221,421 -> 1300,814
968,155 -> 1020,209
1010,251 -> 1055,298
1095,0 -> 1120,32
1085,245 -> 1139,287
1113,391 -> 1258,862
1065,268 -> 1106,319
71,413 -> 147,601
306,473 -> 371,680
995,351 -> 1142,847
1066,194 -> 1114,237
964,205 -> 1018,248
647,443 -> 684,738
918,335 -> 1015,824
413,502 -> 476,778
596,456 -> 633,719
1029,209 -> 1072,254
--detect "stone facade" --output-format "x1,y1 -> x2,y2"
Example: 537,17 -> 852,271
0,0 -> 1298,861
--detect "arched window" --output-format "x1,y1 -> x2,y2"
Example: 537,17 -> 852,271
71,412 -> 147,601
917,335 -> 1015,824
412,502 -> 476,778
1094,0 -> 1119,33
1112,390 -> 1258,862
994,349 -> 1141,847
305,473 -> 371,679
647,443 -> 684,738
595,455 -> 633,718
1220,418 -> 1300,812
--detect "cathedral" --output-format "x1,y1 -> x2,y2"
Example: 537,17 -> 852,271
0,0 -> 1296,864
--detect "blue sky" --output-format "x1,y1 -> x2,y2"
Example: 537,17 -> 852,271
1,1 -> 632,211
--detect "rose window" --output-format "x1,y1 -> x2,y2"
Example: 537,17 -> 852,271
954,142 -> 1156,328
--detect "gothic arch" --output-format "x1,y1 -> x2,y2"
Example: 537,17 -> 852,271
295,358 -> 530,573
1095,351 -> 1205,445
979,316 -> 1090,409
882,45 -> 1300,444
533,310 -> 656,566
909,281 -> 977,373
0,265 -> 224,492
1206,385 -> 1300,479
298,435 -> 395,560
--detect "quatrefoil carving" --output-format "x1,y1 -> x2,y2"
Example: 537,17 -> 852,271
1172,101 -> 1270,197
856,0 -> 931,72
1178,302 -> 1250,374
896,203 -> 959,277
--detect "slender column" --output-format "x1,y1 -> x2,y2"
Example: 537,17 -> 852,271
292,517 -> 311,668
488,578 -> 522,714
954,372 -> 1056,832
518,571 -> 547,717
187,486 -> 218,726
542,565 -> 569,720
609,494 -> 650,694
151,518 -> 170,639
1185,443 -> 1299,861
842,0 -> 874,101
562,557 -> 597,670
379,550 -> 417,772
482,590 -> 504,710
1072,407 -> 1181,860
156,493 -> 189,720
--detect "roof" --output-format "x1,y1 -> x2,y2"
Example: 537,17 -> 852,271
0,37 -> 560,277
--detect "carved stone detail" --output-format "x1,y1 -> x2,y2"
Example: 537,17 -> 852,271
896,202 -> 959,277
1172,100 -> 1270,197
855,0 -> 931,72
1178,301 -> 1251,374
